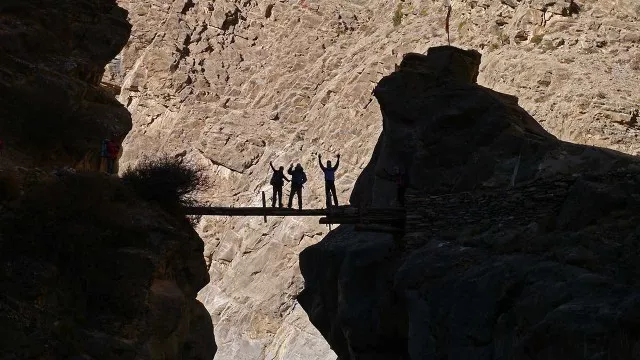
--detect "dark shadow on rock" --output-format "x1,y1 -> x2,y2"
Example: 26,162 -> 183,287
0,173 -> 217,359
0,0 -> 132,170
299,45 -> 640,360
298,226 -> 407,359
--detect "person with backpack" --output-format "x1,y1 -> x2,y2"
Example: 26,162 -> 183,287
269,161 -> 290,208
287,163 -> 307,210
318,153 -> 340,208
105,139 -> 120,175
100,139 -> 109,171
385,166 -> 409,207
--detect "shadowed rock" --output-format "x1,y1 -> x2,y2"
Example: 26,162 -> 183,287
0,1 -> 216,358
299,46 -> 640,360
0,173 -> 217,359
0,0 -> 132,170
352,46 -> 635,208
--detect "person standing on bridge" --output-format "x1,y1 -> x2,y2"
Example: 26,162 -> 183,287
318,153 -> 340,208
269,161 -> 289,208
287,163 -> 307,210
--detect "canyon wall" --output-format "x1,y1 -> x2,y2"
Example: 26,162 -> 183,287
109,0 -> 640,358
0,0 -> 132,170
299,47 -> 640,359
1,173 -> 216,360
0,1 -> 215,358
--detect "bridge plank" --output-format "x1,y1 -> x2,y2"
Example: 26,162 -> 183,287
183,207 -> 329,216
183,206 -> 405,217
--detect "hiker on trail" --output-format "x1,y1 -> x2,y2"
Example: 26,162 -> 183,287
269,161 -> 290,208
100,139 -> 109,170
105,139 -> 120,175
385,166 -> 409,207
318,153 -> 340,208
287,163 -> 307,210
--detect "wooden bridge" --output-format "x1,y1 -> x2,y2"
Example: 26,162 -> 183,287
183,192 -> 406,234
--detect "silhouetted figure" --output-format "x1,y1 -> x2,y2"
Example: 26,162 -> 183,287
287,163 -> 307,210
105,139 -> 120,175
385,166 -> 408,207
100,139 -> 109,170
269,161 -> 290,208
318,153 -> 340,208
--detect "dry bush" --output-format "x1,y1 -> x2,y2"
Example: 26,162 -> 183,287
392,4 -> 403,27
530,34 -> 544,45
630,53 -> 640,71
121,156 -> 207,222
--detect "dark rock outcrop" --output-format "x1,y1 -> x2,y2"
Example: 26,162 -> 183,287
0,0 -> 132,170
299,46 -> 640,359
0,1 -> 216,359
0,173 -> 216,359
352,46 -> 635,207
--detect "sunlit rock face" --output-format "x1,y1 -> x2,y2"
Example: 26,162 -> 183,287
109,0 -> 639,358
0,0 -> 132,170
298,46 -> 640,360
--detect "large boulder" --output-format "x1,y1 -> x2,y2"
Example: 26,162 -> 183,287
299,46 -> 640,360
352,45 -> 635,207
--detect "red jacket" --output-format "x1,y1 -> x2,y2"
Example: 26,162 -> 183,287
107,141 -> 120,159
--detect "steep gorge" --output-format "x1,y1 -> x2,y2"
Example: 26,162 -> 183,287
109,0 -> 640,358
299,46 -> 640,359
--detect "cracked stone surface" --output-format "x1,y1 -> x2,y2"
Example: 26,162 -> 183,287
106,0 -> 640,358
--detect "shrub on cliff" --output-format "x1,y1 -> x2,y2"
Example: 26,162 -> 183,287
392,4 -> 403,27
121,156 -> 207,221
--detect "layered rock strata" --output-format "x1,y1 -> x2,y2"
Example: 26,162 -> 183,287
298,46 -> 640,360
109,0 -> 639,358
0,0 -> 132,170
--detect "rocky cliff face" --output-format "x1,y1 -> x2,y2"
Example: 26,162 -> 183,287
0,1 -> 216,359
1,173 -> 216,360
298,46 -> 640,360
110,0 -> 640,358
0,0 -> 132,170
